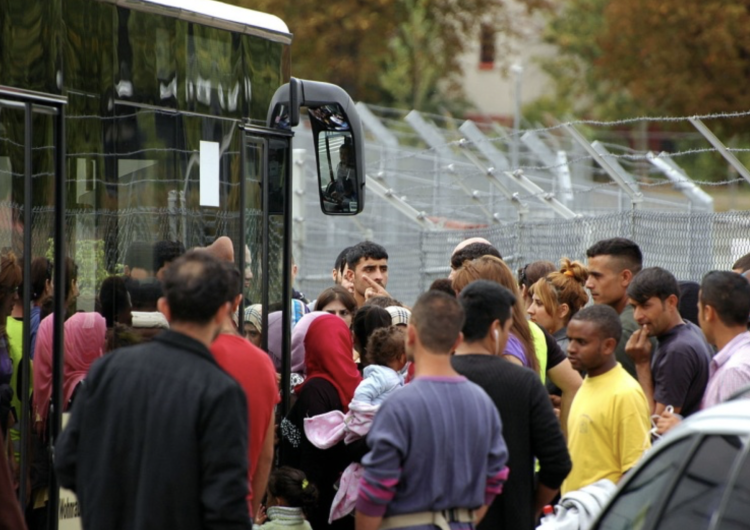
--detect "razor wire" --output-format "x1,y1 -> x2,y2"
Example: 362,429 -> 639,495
294,106 -> 750,306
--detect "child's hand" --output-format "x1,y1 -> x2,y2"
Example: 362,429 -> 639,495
255,505 -> 268,525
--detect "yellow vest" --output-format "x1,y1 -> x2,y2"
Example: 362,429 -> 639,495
6,316 -> 31,461
530,321 -> 547,383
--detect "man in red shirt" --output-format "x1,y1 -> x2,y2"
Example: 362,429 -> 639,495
212,263 -> 279,517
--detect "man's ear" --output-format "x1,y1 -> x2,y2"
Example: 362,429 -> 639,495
331,268 -> 338,283
214,301 -> 231,326
450,331 -> 464,353
406,323 -> 417,347
666,294 -> 679,311
703,304 -> 716,322
621,268 -> 634,286
232,294 -> 243,313
345,267 -> 355,282
602,336 -> 617,356
488,320 -> 502,342
157,297 -> 171,321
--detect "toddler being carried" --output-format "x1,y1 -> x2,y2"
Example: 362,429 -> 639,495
304,326 -> 407,522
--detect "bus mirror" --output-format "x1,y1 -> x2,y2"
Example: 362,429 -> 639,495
308,104 -> 362,215
268,79 -> 365,215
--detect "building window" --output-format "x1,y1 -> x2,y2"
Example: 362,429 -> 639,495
479,24 -> 495,70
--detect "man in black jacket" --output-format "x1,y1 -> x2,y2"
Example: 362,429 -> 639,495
452,280 -> 572,530
56,250 -> 251,530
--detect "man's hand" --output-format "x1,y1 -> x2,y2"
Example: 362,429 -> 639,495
625,325 -> 652,365
341,277 -> 355,295
655,408 -> 682,435
363,275 -> 390,301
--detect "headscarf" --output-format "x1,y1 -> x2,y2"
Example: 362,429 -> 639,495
33,312 -> 108,427
63,312 -> 107,408
290,312 -> 328,374
266,299 -> 309,371
243,304 -> 263,332
32,314 -> 54,426
295,314 -> 361,412
386,306 -> 411,326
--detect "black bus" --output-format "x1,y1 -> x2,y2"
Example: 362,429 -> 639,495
0,0 -> 365,526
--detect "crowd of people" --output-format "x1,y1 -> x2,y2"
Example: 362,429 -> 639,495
0,234 -> 749,530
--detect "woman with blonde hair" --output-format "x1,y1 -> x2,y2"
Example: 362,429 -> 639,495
528,258 -> 589,352
453,255 -> 539,374
453,254 -> 582,434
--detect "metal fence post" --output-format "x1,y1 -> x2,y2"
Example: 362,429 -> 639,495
646,152 -> 714,212
405,111 -> 496,222
690,118 -> 750,185
564,124 -> 644,209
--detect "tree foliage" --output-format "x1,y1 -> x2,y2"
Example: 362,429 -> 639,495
231,0 -> 550,109
599,1 -> 750,118
541,0 -> 750,124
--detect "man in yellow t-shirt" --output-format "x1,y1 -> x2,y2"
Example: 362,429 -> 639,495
562,304 -> 651,494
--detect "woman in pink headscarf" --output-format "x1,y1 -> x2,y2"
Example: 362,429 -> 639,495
33,312 -> 107,429
62,312 -> 107,407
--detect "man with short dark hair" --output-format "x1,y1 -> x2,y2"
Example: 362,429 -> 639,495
356,290 -> 508,530
563,305 -> 650,494
448,237 -> 503,280
625,267 -> 711,417
346,241 -> 390,307
211,263 -> 279,518
449,242 -> 502,280
585,237 -> 651,378
657,271 -> 750,433
332,247 -> 351,286
55,251 -> 252,530
699,271 -> 750,404
153,240 -> 185,280
452,281 -> 570,529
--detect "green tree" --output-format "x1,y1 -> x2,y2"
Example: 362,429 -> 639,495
599,1 -> 750,120
377,0 -> 447,111
540,0 -> 750,126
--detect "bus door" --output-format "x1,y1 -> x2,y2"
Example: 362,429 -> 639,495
240,125 -> 295,416
0,88 -> 67,523
249,79 -> 367,420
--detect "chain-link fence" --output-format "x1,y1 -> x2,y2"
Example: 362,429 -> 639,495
297,208 -> 750,307
294,107 -> 750,306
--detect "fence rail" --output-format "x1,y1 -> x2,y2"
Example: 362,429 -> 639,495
294,105 -> 750,306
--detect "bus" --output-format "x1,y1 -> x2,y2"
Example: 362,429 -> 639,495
0,0 -> 365,526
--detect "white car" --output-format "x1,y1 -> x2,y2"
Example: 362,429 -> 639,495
589,390 -> 750,530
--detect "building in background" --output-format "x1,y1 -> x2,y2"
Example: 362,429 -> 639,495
458,3 -> 555,121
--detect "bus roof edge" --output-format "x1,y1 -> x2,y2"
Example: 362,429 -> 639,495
102,0 -> 293,44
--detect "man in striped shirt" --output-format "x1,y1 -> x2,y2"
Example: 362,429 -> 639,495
657,270 -> 750,433
355,290 -> 509,530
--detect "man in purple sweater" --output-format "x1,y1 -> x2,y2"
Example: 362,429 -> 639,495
355,290 -> 509,530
